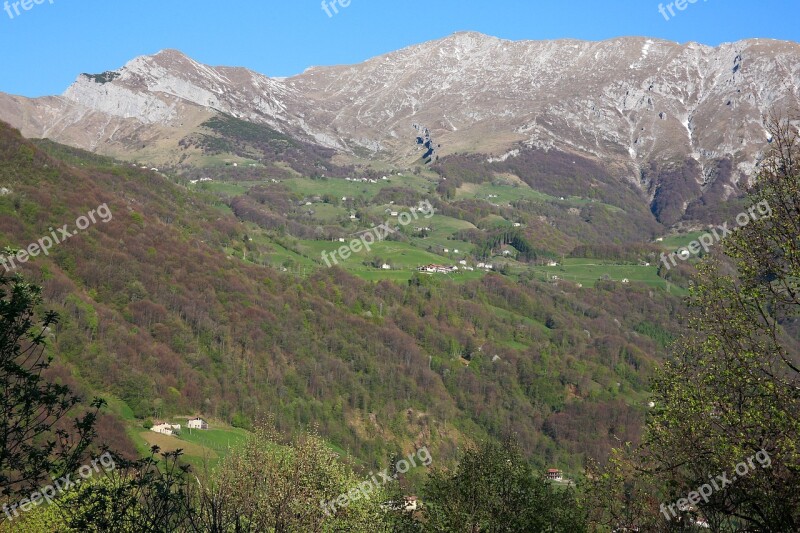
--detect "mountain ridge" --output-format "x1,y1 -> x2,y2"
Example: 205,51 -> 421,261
1,32 -> 799,222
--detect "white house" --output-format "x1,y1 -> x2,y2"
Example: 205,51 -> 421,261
381,264 -> 392,270
187,418 -> 209,430
151,423 -> 181,436
404,496 -> 419,512
459,260 -> 467,265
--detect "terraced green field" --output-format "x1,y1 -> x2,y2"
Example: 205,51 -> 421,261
456,181 -> 624,212
300,239 -> 453,269
657,231 -> 710,250
179,427 -> 250,455
282,175 -> 435,200
533,258 -> 675,290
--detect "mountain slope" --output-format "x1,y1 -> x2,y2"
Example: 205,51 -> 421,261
0,121 -> 686,472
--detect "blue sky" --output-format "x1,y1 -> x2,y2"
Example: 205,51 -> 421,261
1,0 -> 798,97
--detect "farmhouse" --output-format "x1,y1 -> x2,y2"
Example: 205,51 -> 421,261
187,418 -> 209,430
546,469 -> 563,482
151,422 -> 181,436
418,264 -> 457,274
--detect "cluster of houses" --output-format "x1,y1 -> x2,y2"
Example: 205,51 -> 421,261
418,264 -> 458,274
417,261 -> 497,274
189,177 -> 213,185
150,418 -> 209,437
344,176 -> 390,184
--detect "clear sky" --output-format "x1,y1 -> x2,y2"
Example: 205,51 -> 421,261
1,0 -> 798,97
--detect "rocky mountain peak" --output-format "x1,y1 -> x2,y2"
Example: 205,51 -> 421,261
1,33 -> 799,220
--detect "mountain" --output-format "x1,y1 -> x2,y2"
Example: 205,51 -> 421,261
1,33 -> 799,224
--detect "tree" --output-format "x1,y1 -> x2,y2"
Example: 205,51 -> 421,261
185,423 -> 393,532
16,448 -> 190,532
421,439 -> 587,532
588,115 -> 800,531
0,273 -> 103,502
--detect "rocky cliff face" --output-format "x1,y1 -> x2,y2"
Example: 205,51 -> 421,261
1,32 -> 798,219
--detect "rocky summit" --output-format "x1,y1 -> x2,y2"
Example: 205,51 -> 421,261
2,34 -> 799,223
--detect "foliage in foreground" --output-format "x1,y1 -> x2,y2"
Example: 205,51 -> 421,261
0,273 -> 102,502
587,116 -> 800,532
421,439 -> 587,532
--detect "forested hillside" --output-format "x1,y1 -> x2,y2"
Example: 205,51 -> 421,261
0,121 -> 687,474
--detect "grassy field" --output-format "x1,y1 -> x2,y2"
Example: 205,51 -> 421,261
282,175 -> 435,201
456,181 -> 624,213
306,203 -> 349,223
657,231 -> 709,250
195,181 -> 251,196
456,181 -> 555,204
140,431 -> 217,460
179,427 -> 250,455
301,239 -> 454,269
533,258 -> 673,290
138,424 -> 251,469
